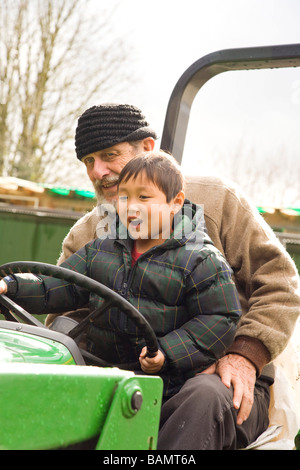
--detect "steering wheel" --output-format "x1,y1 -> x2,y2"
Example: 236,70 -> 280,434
0,261 -> 158,368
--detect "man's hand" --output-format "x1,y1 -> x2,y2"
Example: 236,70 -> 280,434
139,347 -> 165,374
0,280 -> 7,295
201,354 -> 256,425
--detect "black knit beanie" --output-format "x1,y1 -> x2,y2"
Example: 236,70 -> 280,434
75,103 -> 157,160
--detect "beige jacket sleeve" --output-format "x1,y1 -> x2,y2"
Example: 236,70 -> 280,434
56,207 -> 100,264
185,175 -> 300,373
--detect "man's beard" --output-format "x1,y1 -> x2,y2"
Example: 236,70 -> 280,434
93,176 -> 119,206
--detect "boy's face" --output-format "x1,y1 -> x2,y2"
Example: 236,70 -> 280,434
118,172 -> 182,252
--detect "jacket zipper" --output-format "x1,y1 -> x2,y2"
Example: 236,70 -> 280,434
120,244 -> 163,298
120,264 -> 136,298
118,244 -> 166,332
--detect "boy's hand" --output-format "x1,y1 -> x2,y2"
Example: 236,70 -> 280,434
139,347 -> 165,373
0,280 -> 7,295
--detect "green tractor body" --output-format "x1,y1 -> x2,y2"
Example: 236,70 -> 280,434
0,321 -> 163,450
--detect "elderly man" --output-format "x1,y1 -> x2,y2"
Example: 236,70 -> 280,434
46,103 -> 300,450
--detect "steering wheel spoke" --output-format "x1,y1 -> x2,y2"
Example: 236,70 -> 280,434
67,298 -> 114,340
0,294 -> 46,328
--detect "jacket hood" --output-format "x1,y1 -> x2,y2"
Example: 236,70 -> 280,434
172,199 -> 206,245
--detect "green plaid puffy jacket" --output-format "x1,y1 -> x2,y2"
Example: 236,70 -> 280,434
8,202 -> 242,397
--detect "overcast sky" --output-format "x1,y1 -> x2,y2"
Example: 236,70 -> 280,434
84,0 -> 300,206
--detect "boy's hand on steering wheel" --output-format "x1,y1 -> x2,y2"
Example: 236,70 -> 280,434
139,346 -> 165,373
0,280 -> 7,295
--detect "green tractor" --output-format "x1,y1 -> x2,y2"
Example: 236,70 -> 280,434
0,43 -> 300,450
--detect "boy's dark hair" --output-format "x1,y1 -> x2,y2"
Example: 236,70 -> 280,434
118,151 -> 185,202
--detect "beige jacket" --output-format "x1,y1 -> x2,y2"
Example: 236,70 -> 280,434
47,175 -> 300,374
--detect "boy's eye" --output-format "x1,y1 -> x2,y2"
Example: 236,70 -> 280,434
118,195 -> 128,201
139,195 -> 150,200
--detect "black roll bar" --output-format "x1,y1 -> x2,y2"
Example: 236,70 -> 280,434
160,43 -> 300,164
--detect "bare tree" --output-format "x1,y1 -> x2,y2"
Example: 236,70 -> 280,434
0,0 -> 133,183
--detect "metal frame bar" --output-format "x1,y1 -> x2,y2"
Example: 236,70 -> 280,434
160,43 -> 300,164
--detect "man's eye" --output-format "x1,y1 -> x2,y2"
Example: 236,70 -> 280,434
83,157 -> 94,166
104,152 -> 118,160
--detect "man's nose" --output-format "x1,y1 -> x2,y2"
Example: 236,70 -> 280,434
91,157 -> 110,179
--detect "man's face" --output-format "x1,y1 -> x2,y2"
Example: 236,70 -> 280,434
82,141 -> 147,204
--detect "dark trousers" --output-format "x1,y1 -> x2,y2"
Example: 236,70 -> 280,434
157,373 -> 270,450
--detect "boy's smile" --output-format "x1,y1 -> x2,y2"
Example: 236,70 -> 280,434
128,216 -> 143,231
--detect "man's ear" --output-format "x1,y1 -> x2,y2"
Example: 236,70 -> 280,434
142,137 -> 155,151
171,190 -> 185,214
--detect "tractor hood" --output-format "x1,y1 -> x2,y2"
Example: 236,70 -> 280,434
0,321 -> 85,366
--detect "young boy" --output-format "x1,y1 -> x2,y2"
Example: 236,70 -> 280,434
0,151 -> 241,398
